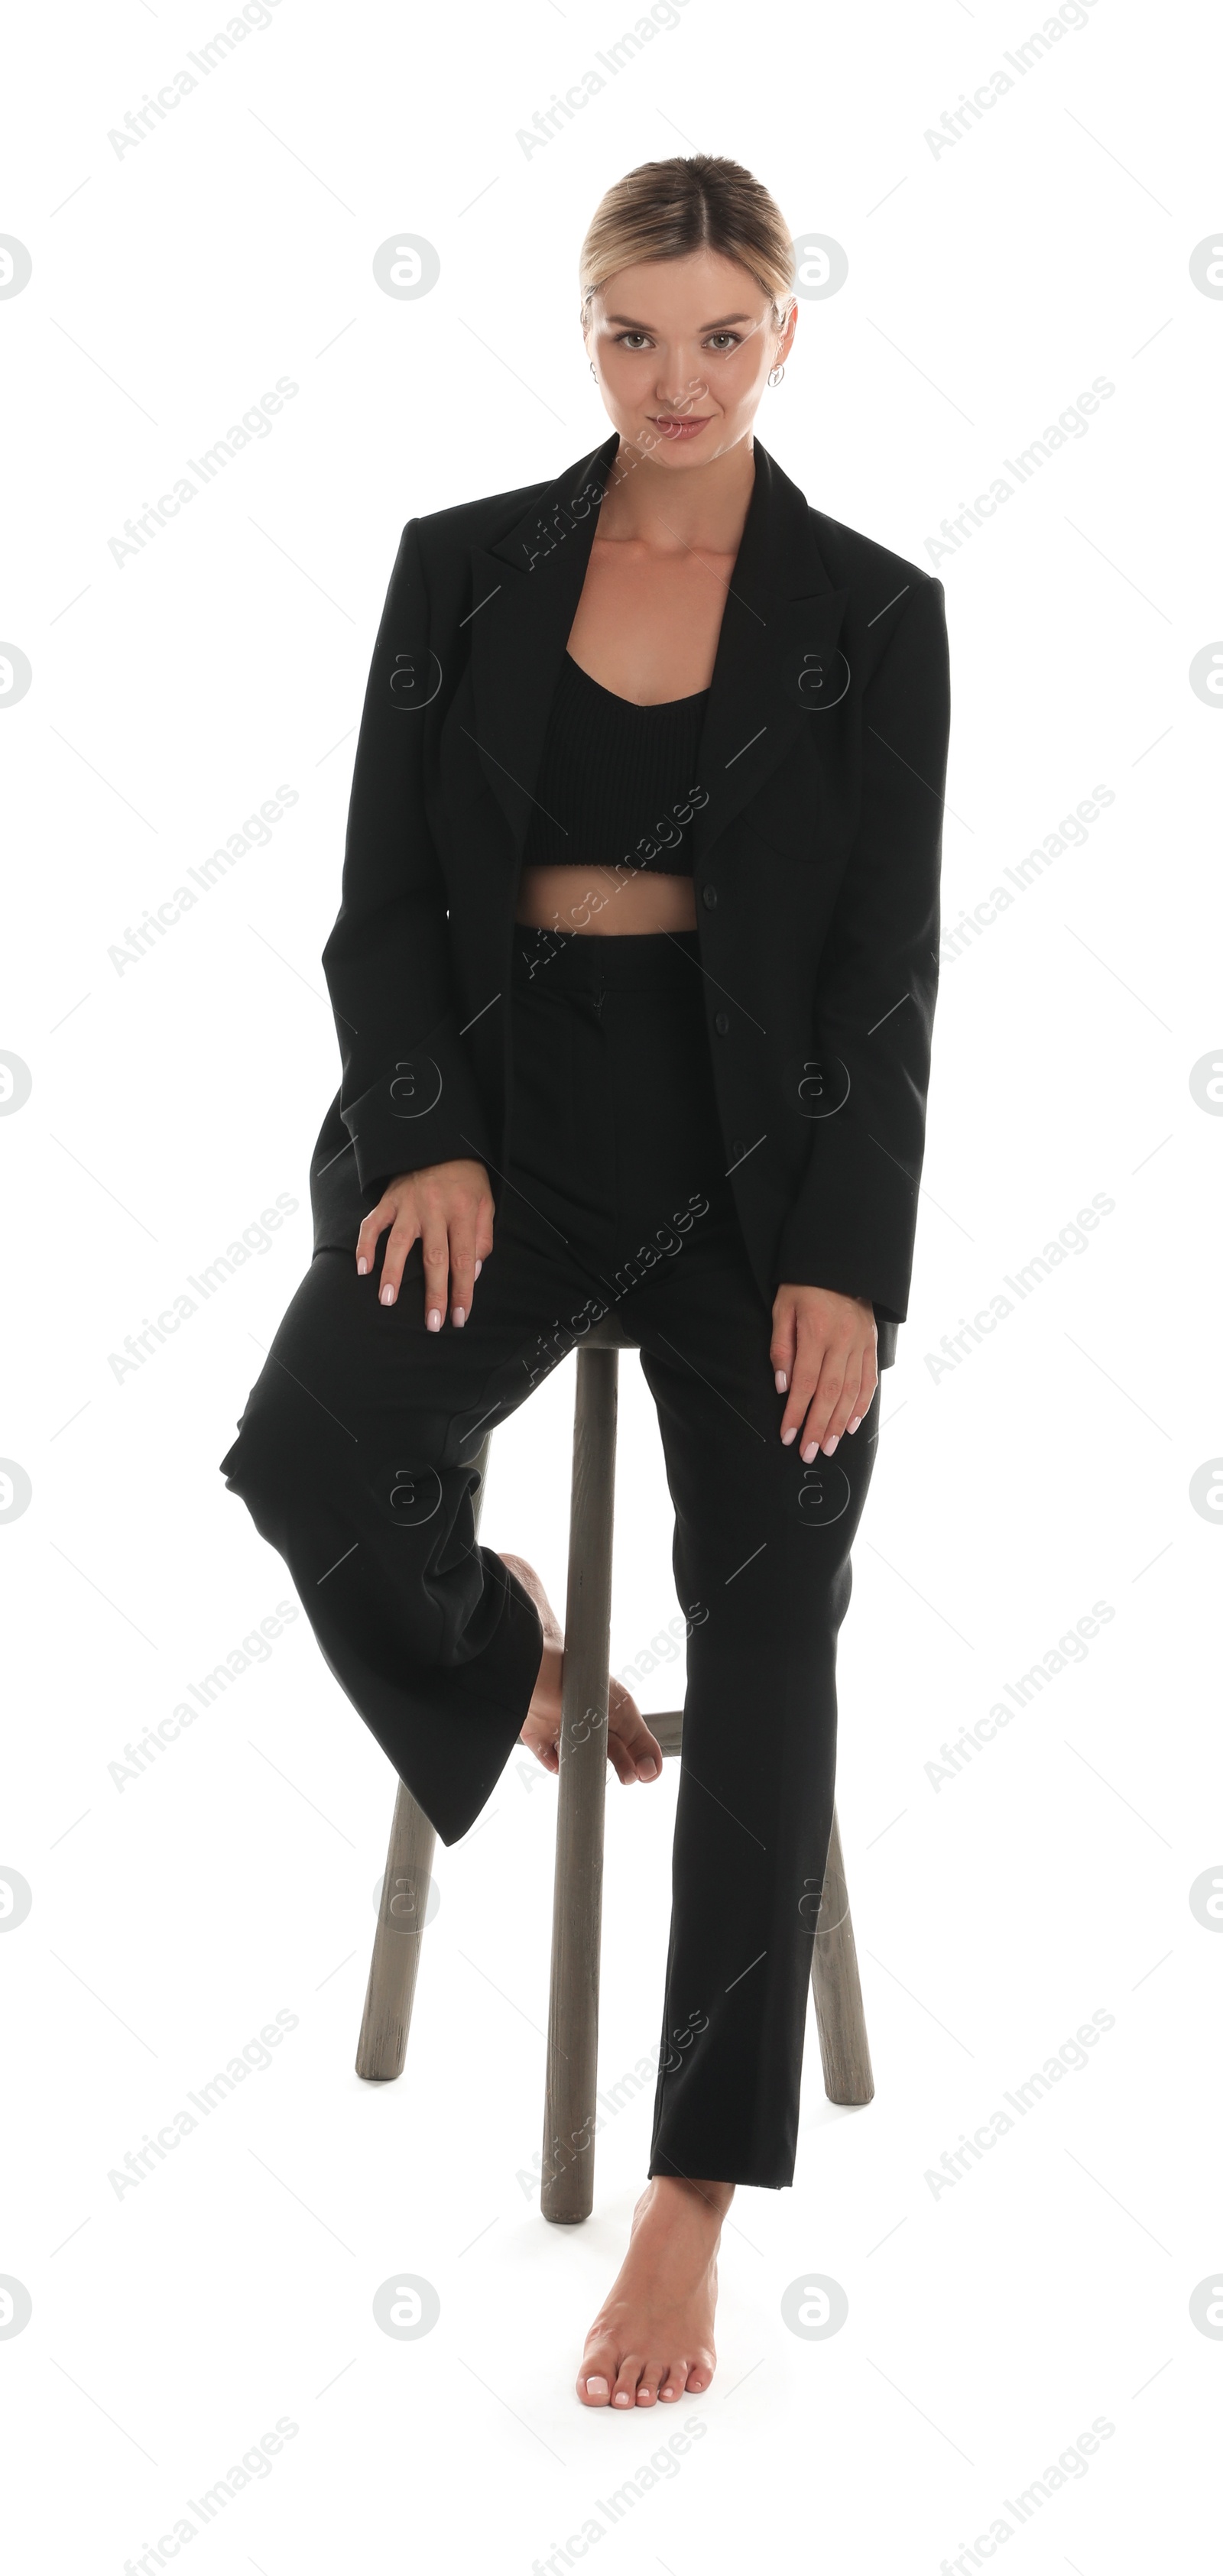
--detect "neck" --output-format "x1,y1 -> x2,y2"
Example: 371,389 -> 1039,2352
598,430 -> 757,554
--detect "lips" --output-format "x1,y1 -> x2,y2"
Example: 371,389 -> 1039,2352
648,416 -> 712,439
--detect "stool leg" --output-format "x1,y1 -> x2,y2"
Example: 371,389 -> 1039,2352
541,1347 -> 618,2222
355,1434 -> 491,2082
809,1803 -> 875,2106
355,1784 -> 437,2080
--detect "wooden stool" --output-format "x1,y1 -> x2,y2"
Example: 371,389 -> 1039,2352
355,1311 -> 874,2220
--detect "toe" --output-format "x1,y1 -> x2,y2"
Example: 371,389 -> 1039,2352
577,2338 -> 617,2406
607,1683 -> 663,1784
656,2364 -> 687,2403
635,2359 -> 666,2406
612,2356 -> 642,2409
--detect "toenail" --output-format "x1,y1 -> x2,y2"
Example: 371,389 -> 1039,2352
585,2377 -> 608,2398
613,2392 -> 631,2406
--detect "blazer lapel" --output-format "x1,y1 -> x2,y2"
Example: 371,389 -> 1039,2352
690,441 -> 848,867
466,433 -> 618,853
465,429 -> 845,865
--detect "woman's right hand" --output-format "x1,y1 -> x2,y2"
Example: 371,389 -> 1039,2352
355,1158 -> 495,1330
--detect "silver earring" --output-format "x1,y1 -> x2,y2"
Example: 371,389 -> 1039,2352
589,361 -> 596,378
768,363 -> 785,387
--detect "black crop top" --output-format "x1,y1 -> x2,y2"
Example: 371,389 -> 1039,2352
520,653 -> 709,878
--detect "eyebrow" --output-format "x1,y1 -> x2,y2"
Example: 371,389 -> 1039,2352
602,312 -> 757,330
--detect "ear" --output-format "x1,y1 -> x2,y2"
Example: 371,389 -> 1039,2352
777,298 -> 799,365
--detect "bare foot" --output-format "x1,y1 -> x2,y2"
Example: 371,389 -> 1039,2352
498,1552 -> 663,1784
577,2175 -> 732,2407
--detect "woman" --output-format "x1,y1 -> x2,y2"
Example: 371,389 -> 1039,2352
219,154 -> 950,2411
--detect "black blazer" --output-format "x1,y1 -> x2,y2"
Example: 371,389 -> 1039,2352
309,431 -> 950,1369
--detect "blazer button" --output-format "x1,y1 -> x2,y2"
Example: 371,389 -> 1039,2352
714,1011 -> 730,1035
702,884 -> 718,909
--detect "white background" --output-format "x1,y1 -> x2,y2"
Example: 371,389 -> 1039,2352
2,0 -> 1220,2567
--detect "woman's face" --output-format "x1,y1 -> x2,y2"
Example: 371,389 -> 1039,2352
585,248 -> 796,470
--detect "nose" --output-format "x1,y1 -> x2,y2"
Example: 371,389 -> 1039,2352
654,367 -> 708,414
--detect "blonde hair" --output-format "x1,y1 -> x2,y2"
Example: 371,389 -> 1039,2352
579,155 -> 795,325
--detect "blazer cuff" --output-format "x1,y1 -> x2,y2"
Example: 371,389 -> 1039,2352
774,1124 -> 917,1323
344,1013 -> 495,1195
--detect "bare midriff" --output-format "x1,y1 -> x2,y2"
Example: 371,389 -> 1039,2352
514,863 -> 698,935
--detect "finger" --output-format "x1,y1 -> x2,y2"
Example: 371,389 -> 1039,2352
355,1194 -> 397,1277
819,1353 -> 866,1450
462,1187 -> 496,1316
848,1362 -> 878,1434
420,1230 -> 450,1331
446,1213 -> 478,1327
799,1351 -> 848,1459
475,1186 -> 496,1269
780,1328 -> 826,1445
377,1213 -> 420,1307
770,1294 -> 798,1396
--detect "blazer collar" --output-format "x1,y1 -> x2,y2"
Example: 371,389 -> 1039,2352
466,430 -> 848,865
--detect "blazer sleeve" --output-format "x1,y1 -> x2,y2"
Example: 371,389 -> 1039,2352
320,518 -> 495,1196
774,575 -> 950,1321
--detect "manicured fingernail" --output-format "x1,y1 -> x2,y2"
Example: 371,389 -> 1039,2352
848,1414 -> 861,1434
356,1256 -> 368,1275
427,1307 -> 442,1330
781,1426 -> 796,1446
453,1307 -> 466,1327
380,1285 -> 395,1306
824,1434 -> 839,1453
802,1440 -> 817,1461
774,1369 -> 787,1392
474,1259 -> 482,1277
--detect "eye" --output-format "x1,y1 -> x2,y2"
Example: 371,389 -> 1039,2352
614,331 -> 652,351
704,332 -> 743,352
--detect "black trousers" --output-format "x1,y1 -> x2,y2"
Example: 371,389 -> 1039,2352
219,928 -> 881,2188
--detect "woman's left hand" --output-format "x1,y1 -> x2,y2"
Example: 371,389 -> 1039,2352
770,1285 -> 878,1460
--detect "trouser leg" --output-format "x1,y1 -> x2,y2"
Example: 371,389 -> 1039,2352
628,1234 -> 881,2189
218,1215 -> 602,1845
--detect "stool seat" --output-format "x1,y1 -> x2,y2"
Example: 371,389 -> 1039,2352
580,1309 -> 639,1352
355,1333 -> 874,2216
